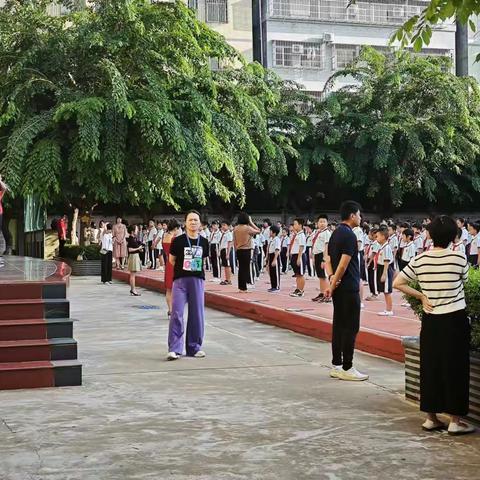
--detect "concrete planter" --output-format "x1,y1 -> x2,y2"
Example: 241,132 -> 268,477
57,258 -> 101,276
402,336 -> 480,424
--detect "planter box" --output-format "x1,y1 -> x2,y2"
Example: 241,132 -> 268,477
56,257 -> 101,276
403,336 -> 480,424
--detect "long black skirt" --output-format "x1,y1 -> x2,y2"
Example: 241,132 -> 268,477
420,309 -> 470,416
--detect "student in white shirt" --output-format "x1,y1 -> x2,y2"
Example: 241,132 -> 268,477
365,228 -> 380,301
219,220 -> 233,285
289,218 -> 307,297
375,228 -> 395,316
467,221 -> 479,266
100,223 -> 113,284
399,228 -> 416,270
353,224 -> 365,306
209,221 -> 222,281
267,226 -> 281,292
413,223 -> 424,255
147,219 -> 158,269
451,228 -> 466,255
305,223 -> 314,277
153,221 -> 165,271
311,214 -> 331,302
280,228 -> 290,274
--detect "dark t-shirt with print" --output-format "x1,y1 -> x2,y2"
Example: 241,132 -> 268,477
328,223 -> 360,292
170,234 -> 209,281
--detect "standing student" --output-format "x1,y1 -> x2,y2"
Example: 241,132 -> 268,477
399,228 -> 416,271
280,228 -> 290,274
200,221 -> 210,271
209,221 -> 221,282
100,223 -> 113,284
451,228 -> 466,255
267,225 -> 281,292
233,213 -> 260,293
467,221 -> 479,266
387,224 -> 399,269
261,219 -> 272,270
153,221 -> 165,271
393,216 -> 474,435
147,220 -> 158,269
413,223 -> 424,255
219,221 -> 233,286
325,201 -> 368,381
304,223 -> 314,277
289,218 -> 306,297
365,228 -> 380,301
311,214 -> 331,302
375,228 -> 395,317
167,210 -> 209,361
353,223 -> 365,307
127,225 -> 144,296
163,219 -> 180,317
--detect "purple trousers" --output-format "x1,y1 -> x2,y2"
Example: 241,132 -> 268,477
168,277 -> 205,356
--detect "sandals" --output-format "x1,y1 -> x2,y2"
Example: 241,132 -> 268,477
422,419 -> 447,431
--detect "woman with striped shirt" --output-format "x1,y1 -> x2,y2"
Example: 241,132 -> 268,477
393,215 -> 474,436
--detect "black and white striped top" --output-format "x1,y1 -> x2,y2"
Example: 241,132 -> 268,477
399,249 -> 469,315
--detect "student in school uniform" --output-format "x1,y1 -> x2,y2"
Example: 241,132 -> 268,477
311,214 -> 331,302
399,228 -> 416,271
467,221 -> 479,266
451,228 -> 466,255
261,219 -> 272,271
147,219 -> 158,269
375,228 -> 395,317
456,218 -> 470,254
229,224 -> 236,276
280,228 -> 290,274
365,228 -> 380,301
353,223 -> 365,306
304,223 -> 314,277
209,221 -> 222,282
289,218 -> 307,297
387,224 -> 399,269
153,221 -> 165,271
219,221 -> 233,285
267,225 -> 281,292
200,221 -> 210,271
413,223 -> 424,256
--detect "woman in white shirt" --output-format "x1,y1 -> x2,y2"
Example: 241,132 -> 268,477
100,223 -> 113,284
393,216 -> 473,436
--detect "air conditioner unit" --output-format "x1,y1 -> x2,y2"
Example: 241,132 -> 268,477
324,33 -> 334,43
292,44 -> 304,54
392,6 -> 405,17
348,4 -> 359,18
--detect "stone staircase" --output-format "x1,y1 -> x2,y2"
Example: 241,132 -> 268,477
0,279 -> 82,390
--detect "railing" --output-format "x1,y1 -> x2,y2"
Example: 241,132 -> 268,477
269,0 -> 428,25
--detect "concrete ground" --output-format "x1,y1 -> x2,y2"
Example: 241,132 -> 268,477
1,278 -> 479,480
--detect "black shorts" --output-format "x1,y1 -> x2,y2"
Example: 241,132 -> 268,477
220,248 -> 230,268
290,254 -> 304,276
359,251 -> 366,281
398,259 -> 408,271
469,254 -> 478,266
314,253 -> 326,279
376,265 -> 394,294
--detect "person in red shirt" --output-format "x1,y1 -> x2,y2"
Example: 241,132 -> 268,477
57,214 -> 68,257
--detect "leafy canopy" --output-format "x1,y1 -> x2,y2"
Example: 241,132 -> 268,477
304,47 -> 480,208
0,0 -> 308,208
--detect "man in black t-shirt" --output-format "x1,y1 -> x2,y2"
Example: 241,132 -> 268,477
167,210 -> 209,361
325,201 -> 368,382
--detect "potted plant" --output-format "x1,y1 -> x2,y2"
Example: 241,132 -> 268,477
56,244 -> 102,276
402,268 -> 480,424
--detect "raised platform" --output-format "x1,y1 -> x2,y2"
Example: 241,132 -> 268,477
113,268 -> 420,363
0,256 -> 82,390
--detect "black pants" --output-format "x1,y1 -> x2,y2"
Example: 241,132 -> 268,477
268,253 -> 280,289
280,247 -> 288,273
332,289 -> 361,370
237,249 -> 251,291
420,310 -> 470,416
210,244 -> 220,278
59,238 -> 66,257
305,246 -> 312,276
139,246 -> 146,265
101,251 -> 113,283
256,248 -> 264,273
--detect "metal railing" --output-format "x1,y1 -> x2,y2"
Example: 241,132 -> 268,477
269,0 -> 429,25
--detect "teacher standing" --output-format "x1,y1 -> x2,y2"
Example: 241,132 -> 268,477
233,213 -> 260,293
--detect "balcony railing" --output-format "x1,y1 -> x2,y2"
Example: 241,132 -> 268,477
269,0 -> 429,25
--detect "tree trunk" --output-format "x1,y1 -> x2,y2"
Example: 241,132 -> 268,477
70,207 -> 79,245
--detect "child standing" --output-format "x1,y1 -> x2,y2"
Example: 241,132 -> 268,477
375,228 -> 395,317
467,221 -> 479,266
209,221 -> 222,282
365,228 -> 380,301
267,225 -> 281,292
399,228 -> 416,271
280,228 -> 290,274
289,218 -> 306,297
311,214 -> 331,302
451,228 -> 466,255
219,220 -> 233,285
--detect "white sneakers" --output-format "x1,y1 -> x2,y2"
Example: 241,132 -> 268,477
194,350 -> 206,358
378,311 -> 394,317
167,351 -> 206,360
422,419 -> 447,431
167,352 -> 178,361
330,366 -> 369,381
447,422 -> 475,436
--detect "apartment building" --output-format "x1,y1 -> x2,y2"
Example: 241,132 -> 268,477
263,0 -> 456,96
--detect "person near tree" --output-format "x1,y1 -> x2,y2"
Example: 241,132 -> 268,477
127,225 -> 144,296
112,216 -> 127,269
57,214 -> 68,257
100,223 -> 113,284
162,219 -> 180,317
167,211 -> 209,361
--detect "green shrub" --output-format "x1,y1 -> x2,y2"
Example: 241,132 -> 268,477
403,267 -> 480,351
60,244 -> 102,261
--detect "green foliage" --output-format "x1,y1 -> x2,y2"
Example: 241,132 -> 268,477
306,47 -> 480,209
60,243 -> 101,260
404,268 -> 480,350
0,0 -> 308,208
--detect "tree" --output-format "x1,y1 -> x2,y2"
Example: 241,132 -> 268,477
302,47 -> 480,211
0,0 -> 308,211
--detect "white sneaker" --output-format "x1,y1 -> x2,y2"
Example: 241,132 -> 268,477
448,422 -> 475,436
167,352 -> 179,361
422,419 -> 447,431
377,311 -> 394,317
338,367 -> 369,381
194,350 -> 206,358
401,302 -> 410,307
329,365 -> 343,379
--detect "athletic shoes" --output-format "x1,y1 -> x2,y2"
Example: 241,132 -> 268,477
167,352 -> 179,361
338,367 -> 369,381
447,422 -> 475,436
289,289 -> 304,297
193,350 -> 206,358
312,294 -> 324,302
329,365 -> 343,378
377,311 -> 394,317
219,280 -> 232,286
268,288 -> 280,293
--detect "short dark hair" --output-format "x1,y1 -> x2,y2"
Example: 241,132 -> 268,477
412,222 -> 423,230
293,218 -> 305,226
211,220 -> 219,226
400,222 -> 410,229
237,212 -> 250,225
428,215 -> 457,248
185,210 -> 201,220
468,221 -> 480,233
270,225 -> 280,235
106,223 -> 113,231
403,228 -> 414,240
167,219 -> 180,232
339,201 -> 361,221
457,217 -> 465,225
377,227 -> 389,239
127,225 -> 136,234
317,213 -> 329,221
263,218 -> 272,226
221,219 -> 231,226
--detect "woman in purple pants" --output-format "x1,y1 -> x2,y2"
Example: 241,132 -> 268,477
167,210 -> 209,361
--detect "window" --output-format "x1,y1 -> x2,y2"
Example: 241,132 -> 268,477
206,0 -> 228,23
335,45 -> 360,69
273,41 -> 325,70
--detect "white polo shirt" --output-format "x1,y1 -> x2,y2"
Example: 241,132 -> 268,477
289,231 -> 306,255
312,228 -> 331,255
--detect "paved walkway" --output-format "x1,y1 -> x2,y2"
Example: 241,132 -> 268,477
0,277 -> 478,480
